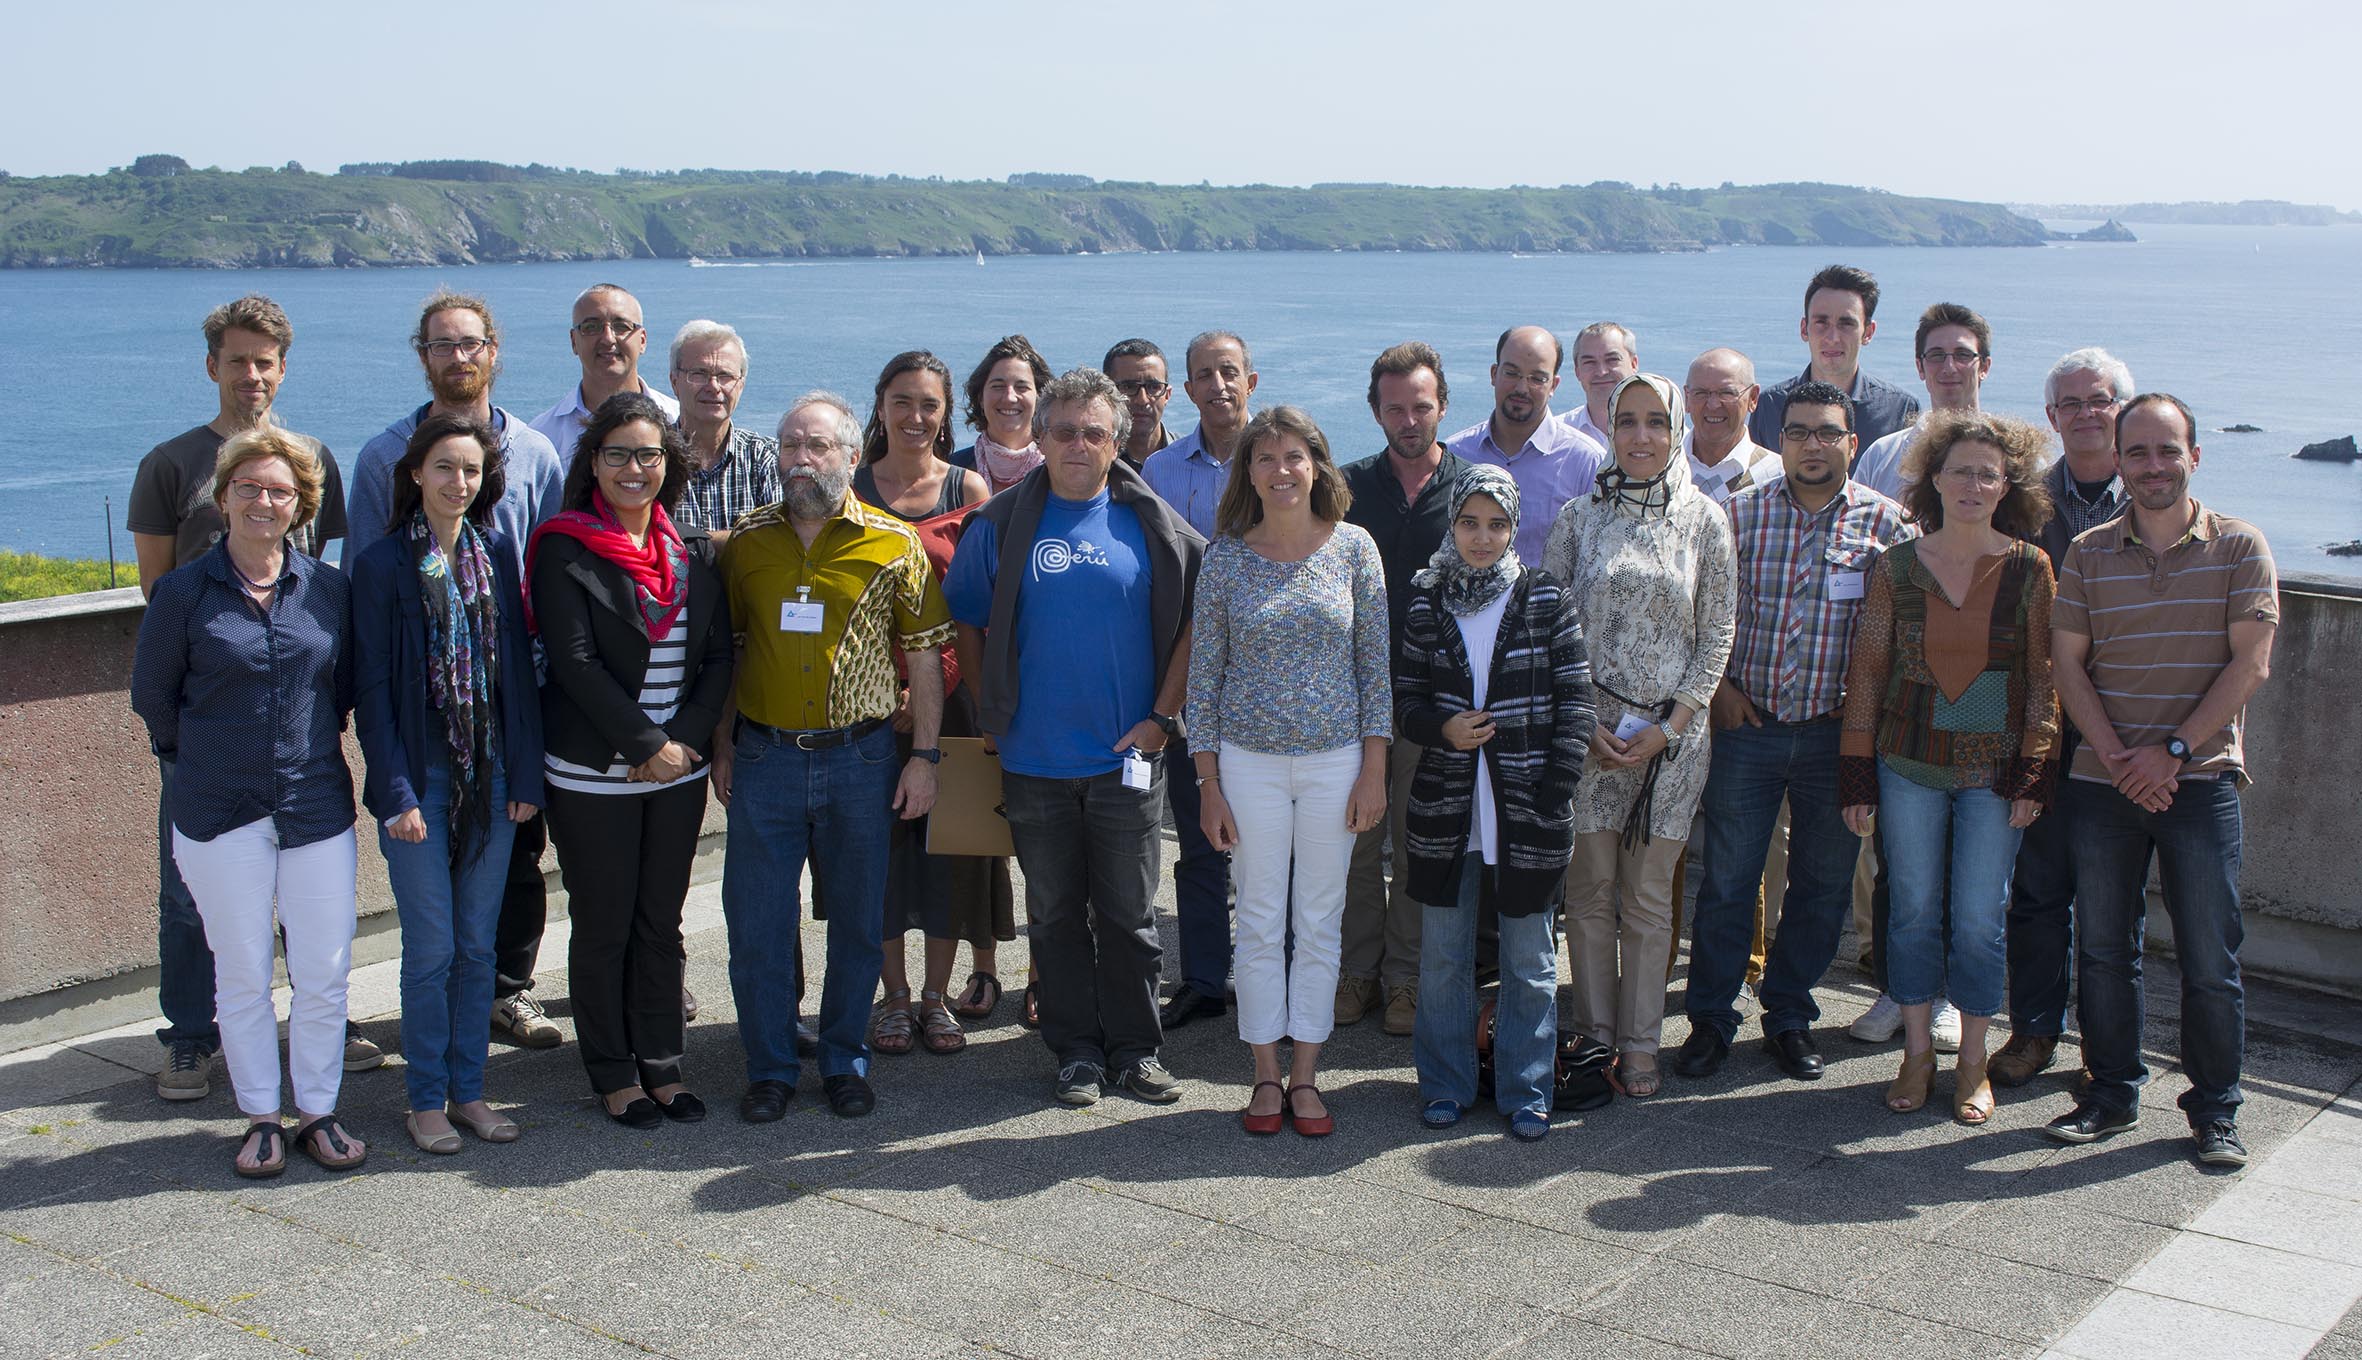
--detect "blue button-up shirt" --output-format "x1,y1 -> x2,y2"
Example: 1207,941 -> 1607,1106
1139,425 -> 1236,540
1749,366 -> 1923,455
1442,411 -> 1608,566
130,542 -> 357,848
345,403 -> 566,583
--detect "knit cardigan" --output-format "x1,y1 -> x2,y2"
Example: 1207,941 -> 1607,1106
1393,567 -> 1596,916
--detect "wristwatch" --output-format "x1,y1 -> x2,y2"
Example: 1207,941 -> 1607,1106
2165,736 -> 2192,763
1151,711 -> 1180,740
909,747 -> 942,764
1657,721 -> 1684,758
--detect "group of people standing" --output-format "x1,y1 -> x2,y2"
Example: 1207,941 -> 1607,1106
127,260 -> 2278,1176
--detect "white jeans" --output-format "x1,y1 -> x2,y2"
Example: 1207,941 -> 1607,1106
173,818 -> 357,1118
1223,743 -> 1363,1046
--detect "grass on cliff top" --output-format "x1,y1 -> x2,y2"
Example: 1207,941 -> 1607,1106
0,551 -> 121,602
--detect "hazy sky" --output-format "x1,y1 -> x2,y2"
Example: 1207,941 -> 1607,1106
8,0 -> 2356,210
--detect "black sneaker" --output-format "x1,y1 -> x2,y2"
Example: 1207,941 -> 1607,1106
2044,1099 -> 2139,1145
1054,1062 -> 1104,1107
2193,1120 -> 2249,1168
156,1040 -> 215,1102
1113,1057 -> 1181,1104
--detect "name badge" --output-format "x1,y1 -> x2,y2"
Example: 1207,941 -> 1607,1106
1828,569 -> 1865,602
1121,749 -> 1154,791
1612,712 -> 1657,744
780,592 -> 825,633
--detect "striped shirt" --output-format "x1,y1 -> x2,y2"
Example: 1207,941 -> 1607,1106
2053,500 -> 2278,785
543,614 -> 706,795
676,424 -> 782,534
1725,478 -> 1915,723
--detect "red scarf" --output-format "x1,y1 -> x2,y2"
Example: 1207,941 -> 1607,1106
524,492 -> 688,637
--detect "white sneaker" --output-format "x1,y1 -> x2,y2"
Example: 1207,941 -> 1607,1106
1849,993 -> 1903,1043
1931,999 -> 1963,1054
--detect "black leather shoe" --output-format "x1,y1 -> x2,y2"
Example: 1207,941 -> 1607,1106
738,1080 -> 792,1124
2045,1099 -> 2138,1145
607,1096 -> 663,1128
1160,985 -> 1228,1030
823,1073 -> 876,1118
658,1091 -> 707,1123
1764,1029 -> 1825,1081
1673,1026 -> 1731,1079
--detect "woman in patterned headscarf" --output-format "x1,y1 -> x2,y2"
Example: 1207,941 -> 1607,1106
1395,465 -> 1595,1141
1543,373 -> 1737,1099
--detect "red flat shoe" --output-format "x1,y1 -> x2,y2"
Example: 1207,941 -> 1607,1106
1287,1083 -> 1334,1138
1241,1080 -> 1286,1136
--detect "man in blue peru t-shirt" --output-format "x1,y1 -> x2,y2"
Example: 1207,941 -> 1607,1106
945,367 -> 1205,1110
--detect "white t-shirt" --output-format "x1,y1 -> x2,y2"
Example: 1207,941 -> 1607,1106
1453,590 -> 1513,865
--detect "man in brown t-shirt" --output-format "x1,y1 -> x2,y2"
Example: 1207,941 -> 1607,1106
2044,393 -> 2277,1169
123,295 -> 362,1102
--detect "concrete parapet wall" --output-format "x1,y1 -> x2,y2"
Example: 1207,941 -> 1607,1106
4,574 -> 2358,1007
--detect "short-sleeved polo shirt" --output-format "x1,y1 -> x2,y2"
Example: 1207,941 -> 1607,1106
721,493 -> 954,731
2053,499 -> 2278,785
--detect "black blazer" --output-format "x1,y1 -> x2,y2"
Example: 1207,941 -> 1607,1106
530,528 -> 734,771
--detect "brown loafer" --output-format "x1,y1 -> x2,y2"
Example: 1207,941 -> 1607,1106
1988,1033 -> 2057,1089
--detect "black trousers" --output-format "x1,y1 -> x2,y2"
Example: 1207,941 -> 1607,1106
546,780 -> 707,1095
493,810 -> 548,998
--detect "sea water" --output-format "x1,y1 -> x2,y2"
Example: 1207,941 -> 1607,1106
6,223 -> 2357,577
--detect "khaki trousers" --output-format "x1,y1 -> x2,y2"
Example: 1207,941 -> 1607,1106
1564,830 -> 1687,1054
1341,737 -> 1425,991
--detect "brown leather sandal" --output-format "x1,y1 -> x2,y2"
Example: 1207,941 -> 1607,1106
1887,1048 -> 1937,1113
870,988 -> 917,1057
917,990 -> 968,1055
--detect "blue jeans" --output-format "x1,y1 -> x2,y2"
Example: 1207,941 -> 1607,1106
380,760 -> 515,1111
1415,856 -> 1557,1118
1002,766 -> 1166,1072
722,720 -> 898,1086
155,758 -> 219,1049
2006,732 -> 2080,1035
1166,735 -> 1233,995
1688,717 -> 1861,1040
2069,777 -> 2246,1127
1877,763 -> 2020,1017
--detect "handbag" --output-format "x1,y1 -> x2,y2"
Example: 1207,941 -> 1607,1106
1475,998 -> 1617,1113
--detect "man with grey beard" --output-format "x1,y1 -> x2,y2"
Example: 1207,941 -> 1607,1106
711,391 -> 956,1124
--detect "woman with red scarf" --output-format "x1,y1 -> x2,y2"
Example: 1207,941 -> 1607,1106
529,393 -> 734,1127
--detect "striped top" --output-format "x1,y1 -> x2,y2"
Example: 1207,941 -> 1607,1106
543,613 -> 705,795
2053,500 -> 2278,785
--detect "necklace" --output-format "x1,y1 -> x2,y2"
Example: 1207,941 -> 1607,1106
229,550 -> 282,595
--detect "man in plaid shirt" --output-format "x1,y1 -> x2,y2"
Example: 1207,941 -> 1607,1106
1675,380 -> 1913,1082
668,319 -> 781,546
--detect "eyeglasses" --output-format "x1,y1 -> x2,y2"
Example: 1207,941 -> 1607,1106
1780,424 -> 1852,446
674,367 -> 743,388
228,479 -> 300,506
778,436 -> 843,456
420,337 -> 490,359
1937,466 -> 2007,488
2051,395 -> 2119,416
573,319 -> 643,339
1683,386 -> 1749,404
1113,379 -> 1170,398
1920,349 -> 1984,369
1045,423 -> 1115,448
595,445 -> 666,470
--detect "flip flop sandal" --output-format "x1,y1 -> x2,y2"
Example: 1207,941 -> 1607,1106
917,991 -> 968,1055
952,971 -> 1002,1020
234,1122 -> 287,1179
871,988 -> 917,1057
1020,982 -> 1042,1031
294,1115 -> 366,1172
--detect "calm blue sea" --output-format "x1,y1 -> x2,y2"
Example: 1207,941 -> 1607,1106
7,224 -> 2358,577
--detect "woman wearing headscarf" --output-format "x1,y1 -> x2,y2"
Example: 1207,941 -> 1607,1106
1395,466 -> 1594,1141
1543,373 -> 1737,1099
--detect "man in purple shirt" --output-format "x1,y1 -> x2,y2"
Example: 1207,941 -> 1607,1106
1442,325 -> 1607,566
